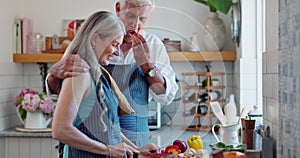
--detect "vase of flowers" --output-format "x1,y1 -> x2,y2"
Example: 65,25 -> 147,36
14,88 -> 56,129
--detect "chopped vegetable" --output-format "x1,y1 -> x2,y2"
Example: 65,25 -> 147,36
184,148 -> 196,157
210,142 -> 246,152
161,145 -> 181,158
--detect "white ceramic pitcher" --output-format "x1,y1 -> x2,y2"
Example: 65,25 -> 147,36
24,110 -> 52,129
212,123 -> 241,145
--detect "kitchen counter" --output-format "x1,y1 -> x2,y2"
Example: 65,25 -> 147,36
0,125 -> 262,158
0,127 -> 52,137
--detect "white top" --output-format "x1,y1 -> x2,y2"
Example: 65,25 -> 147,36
110,30 -> 178,105
46,30 -> 178,105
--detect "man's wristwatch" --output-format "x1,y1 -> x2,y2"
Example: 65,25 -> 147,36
144,66 -> 157,77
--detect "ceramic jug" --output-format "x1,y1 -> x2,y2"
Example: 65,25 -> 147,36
212,123 -> 241,145
24,110 -> 52,129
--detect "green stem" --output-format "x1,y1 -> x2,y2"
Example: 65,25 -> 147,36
209,5 -> 217,12
195,0 -> 217,12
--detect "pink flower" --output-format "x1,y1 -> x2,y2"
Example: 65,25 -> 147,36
39,98 -> 56,114
14,88 -> 39,107
14,88 -> 57,119
21,94 -> 40,112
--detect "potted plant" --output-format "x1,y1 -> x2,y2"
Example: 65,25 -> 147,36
194,0 -> 232,14
194,0 -> 233,51
14,88 -> 57,129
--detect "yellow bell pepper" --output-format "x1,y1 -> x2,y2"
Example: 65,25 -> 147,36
187,135 -> 203,150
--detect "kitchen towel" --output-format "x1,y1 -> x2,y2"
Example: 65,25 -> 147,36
100,66 -> 134,116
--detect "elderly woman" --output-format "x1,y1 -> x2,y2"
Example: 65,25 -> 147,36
52,11 -> 159,158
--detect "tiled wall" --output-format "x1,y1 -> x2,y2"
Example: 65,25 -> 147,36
263,0 -> 279,157
264,0 -> 300,157
278,0 -> 300,157
262,50 -> 279,157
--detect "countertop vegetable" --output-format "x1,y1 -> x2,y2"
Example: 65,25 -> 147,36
173,140 -> 188,153
187,135 -> 203,150
209,142 -> 246,153
161,145 -> 181,158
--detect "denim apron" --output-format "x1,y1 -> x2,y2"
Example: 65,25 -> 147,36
65,74 -> 122,158
104,63 -> 149,147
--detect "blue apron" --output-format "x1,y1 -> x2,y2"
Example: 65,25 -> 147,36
66,74 -> 122,158
104,63 -> 149,147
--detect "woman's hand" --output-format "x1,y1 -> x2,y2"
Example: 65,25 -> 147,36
108,142 -> 139,158
139,143 -> 160,155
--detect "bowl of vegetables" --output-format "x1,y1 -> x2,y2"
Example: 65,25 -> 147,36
209,142 -> 246,153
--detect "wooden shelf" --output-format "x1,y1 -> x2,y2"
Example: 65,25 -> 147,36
182,85 -> 225,90
13,53 -> 63,63
182,125 -> 211,132
13,51 -> 236,63
182,113 -> 215,118
182,99 -> 225,104
181,72 -> 225,131
168,51 -> 236,61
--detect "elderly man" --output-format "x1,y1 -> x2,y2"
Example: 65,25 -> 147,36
47,0 -> 178,147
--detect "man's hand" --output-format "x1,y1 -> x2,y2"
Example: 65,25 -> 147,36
50,54 -> 90,79
132,35 -> 150,66
47,54 -> 90,94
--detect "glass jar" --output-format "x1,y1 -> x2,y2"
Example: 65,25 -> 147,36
248,105 -> 263,130
30,32 -> 44,53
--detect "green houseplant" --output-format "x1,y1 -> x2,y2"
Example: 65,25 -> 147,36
194,0 -> 233,14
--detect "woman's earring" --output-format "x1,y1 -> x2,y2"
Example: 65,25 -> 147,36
92,44 -> 95,49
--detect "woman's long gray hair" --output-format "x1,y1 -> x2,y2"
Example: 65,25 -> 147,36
64,11 -> 125,131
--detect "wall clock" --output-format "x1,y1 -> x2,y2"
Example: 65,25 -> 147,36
231,0 -> 241,46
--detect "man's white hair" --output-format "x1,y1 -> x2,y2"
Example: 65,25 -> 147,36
119,0 -> 154,7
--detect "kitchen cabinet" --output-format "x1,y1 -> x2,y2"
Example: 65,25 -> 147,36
0,128 -> 58,158
181,72 -> 225,131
